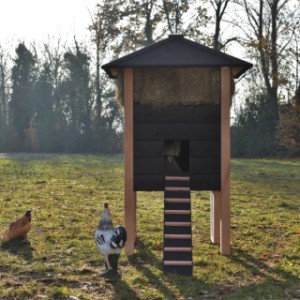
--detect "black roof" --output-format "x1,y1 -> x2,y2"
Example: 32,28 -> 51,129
102,35 -> 252,79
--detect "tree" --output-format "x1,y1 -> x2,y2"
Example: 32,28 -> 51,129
9,43 -> 36,150
33,63 -> 57,152
232,92 -> 278,157
41,38 -> 67,152
89,0 -> 123,127
91,0 -> 162,54
91,0 -> 210,55
162,0 -> 189,34
277,100 -> 300,155
239,0 -> 299,116
230,0 -> 300,154
210,0 -> 238,50
60,39 -> 93,152
0,45 -> 9,150
116,0 -> 160,47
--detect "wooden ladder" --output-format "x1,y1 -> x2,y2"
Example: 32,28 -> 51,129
163,175 -> 193,276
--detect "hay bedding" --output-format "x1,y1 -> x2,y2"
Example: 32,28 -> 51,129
116,67 -> 221,107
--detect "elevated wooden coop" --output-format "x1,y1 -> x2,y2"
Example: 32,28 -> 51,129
102,35 -> 252,275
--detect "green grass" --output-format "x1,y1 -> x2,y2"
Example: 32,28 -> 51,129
0,155 -> 299,299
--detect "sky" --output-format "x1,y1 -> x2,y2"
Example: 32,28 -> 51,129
0,0 -> 99,45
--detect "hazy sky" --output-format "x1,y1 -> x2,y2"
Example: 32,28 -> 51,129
0,0 -> 98,45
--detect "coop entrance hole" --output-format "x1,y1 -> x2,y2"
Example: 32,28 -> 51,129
164,140 -> 189,174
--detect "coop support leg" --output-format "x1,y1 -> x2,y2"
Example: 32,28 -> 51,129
124,68 -> 136,255
210,191 -> 221,244
125,191 -> 136,255
220,67 -> 231,256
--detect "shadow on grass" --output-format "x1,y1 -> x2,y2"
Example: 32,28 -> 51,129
127,240 -> 177,299
107,272 -> 141,300
126,239 -> 213,299
231,248 -> 298,282
89,257 -> 141,300
1,238 -> 33,260
226,248 -> 300,298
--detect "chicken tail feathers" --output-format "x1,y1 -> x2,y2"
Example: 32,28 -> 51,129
110,226 -> 127,249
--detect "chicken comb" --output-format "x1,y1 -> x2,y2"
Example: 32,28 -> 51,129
104,203 -> 109,209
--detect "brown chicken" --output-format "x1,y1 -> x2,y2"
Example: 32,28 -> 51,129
2,209 -> 32,244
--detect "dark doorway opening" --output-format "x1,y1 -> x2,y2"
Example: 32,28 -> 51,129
164,140 -> 189,174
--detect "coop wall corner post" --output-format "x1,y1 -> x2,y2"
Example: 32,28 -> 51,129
220,67 -> 232,256
123,68 -> 136,255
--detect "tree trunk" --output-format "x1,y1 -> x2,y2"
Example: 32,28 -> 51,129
296,84 -> 300,106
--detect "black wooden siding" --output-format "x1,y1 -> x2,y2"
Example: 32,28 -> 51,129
134,104 -> 221,191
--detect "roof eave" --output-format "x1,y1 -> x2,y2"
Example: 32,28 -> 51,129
102,64 -> 253,79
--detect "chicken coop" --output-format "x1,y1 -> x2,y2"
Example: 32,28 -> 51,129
102,35 -> 252,276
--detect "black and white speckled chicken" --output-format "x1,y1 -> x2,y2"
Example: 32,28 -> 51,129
94,203 -> 127,274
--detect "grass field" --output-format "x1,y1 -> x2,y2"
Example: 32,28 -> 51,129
0,154 -> 299,299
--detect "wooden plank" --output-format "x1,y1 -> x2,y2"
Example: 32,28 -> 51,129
134,123 -> 220,141
165,234 -> 192,239
165,222 -> 192,226
164,261 -> 193,266
134,104 -> 220,123
165,210 -> 191,215
165,186 -> 190,192
165,176 -> 190,181
134,141 -> 164,157
164,247 -> 192,252
134,157 -> 164,174
124,68 -> 136,256
165,198 -> 191,203
190,157 -> 221,174
190,175 -> 221,191
220,67 -> 231,256
190,140 -> 221,157
134,174 -> 164,191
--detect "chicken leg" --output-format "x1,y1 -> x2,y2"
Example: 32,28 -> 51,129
103,254 -> 112,272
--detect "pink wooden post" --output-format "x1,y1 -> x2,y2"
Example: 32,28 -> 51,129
123,68 -> 136,255
220,67 -> 231,255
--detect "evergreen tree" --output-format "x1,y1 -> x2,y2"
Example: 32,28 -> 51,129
232,92 -> 279,157
9,43 -> 36,150
60,40 -> 92,152
41,39 -> 66,152
33,63 -> 56,152
0,45 -> 9,150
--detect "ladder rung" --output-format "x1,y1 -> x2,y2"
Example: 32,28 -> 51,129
165,221 -> 191,226
165,198 -> 190,203
164,260 -> 193,266
165,234 -> 192,239
165,210 -> 191,215
164,247 -> 192,252
165,176 -> 190,181
165,187 -> 190,192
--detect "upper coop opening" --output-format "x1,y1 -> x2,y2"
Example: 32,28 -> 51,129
102,35 -> 252,108
133,67 -> 221,106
